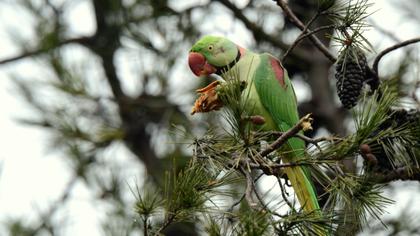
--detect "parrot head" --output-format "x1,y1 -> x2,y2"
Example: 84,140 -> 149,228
188,35 -> 240,76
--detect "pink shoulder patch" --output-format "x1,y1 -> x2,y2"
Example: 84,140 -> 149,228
238,46 -> 246,57
270,57 -> 285,88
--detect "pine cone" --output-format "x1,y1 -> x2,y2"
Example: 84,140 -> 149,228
335,48 -> 368,109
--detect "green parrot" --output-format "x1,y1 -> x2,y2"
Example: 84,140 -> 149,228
188,35 -> 321,218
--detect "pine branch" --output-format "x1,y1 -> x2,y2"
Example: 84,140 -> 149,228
273,0 -> 337,62
249,162 -> 311,170
259,114 -> 313,157
372,36 -> 420,75
258,130 -> 342,151
372,167 -> 420,183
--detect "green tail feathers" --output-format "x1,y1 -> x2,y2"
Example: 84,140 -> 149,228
284,137 -> 320,213
284,137 -> 327,235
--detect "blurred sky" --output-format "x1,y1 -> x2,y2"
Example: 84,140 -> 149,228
0,0 -> 419,235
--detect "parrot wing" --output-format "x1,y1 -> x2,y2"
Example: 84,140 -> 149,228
253,53 -> 304,156
253,53 -> 321,216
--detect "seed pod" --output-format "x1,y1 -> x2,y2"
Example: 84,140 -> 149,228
249,115 -> 266,125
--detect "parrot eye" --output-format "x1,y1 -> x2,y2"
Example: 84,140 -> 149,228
208,45 -> 213,51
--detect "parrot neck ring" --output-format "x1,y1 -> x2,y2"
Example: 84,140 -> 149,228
214,47 -> 241,75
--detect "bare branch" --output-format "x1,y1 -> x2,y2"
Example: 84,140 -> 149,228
273,0 -> 336,62
373,36 -> 420,75
240,166 -> 259,209
0,36 -> 93,66
282,25 -> 336,61
215,0 -> 311,62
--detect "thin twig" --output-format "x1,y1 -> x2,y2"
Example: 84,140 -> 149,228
273,0 -> 337,62
256,130 -> 341,153
296,133 -> 342,152
255,131 -> 341,144
283,24 -> 336,61
253,175 -> 287,218
228,173 -> 264,212
241,166 -> 259,209
373,37 -> 420,75
249,162 -> 303,169
155,213 -> 176,236
216,0 -> 310,61
228,193 -> 246,212
277,176 -> 294,209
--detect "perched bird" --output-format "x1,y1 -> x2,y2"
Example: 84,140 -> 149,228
188,35 -> 321,219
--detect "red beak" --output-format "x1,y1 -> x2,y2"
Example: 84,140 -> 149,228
188,52 -> 216,76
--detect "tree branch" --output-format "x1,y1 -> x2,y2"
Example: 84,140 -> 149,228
215,0 -> 311,62
372,37 -> 420,75
282,10 -> 321,61
91,0 -> 125,101
0,36 -> 93,66
273,0 -> 336,62
372,167 -> 420,183
90,0 -> 165,186
282,24 -> 335,61
259,114 -> 313,157
257,128 -> 342,149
